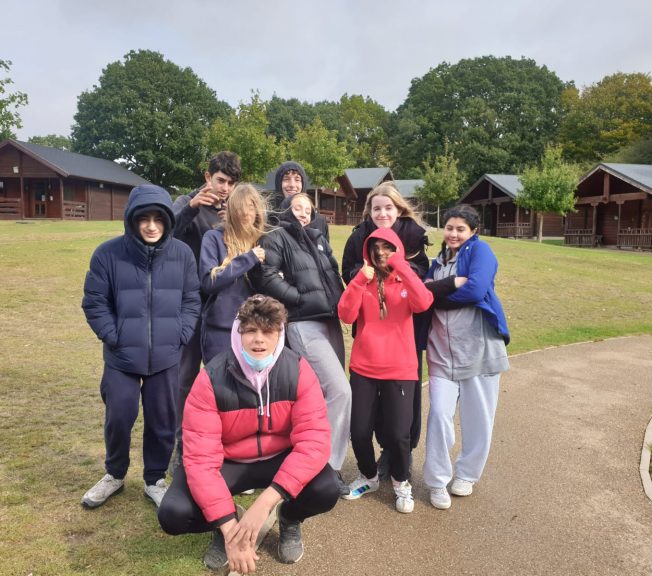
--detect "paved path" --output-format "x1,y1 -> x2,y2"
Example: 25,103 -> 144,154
254,336 -> 652,576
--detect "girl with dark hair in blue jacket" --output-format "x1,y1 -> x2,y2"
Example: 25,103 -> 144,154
423,204 -> 510,511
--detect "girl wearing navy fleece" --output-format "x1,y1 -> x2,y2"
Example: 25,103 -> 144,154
423,204 -> 510,511
199,183 -> 266,364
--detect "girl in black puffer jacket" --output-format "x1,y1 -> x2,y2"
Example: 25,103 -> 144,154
251,194 -> 351,495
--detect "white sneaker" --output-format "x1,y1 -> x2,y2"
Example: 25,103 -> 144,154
144,478 -> 168,507
451,478 -> 474,496
430,487 -> 451,509
240,489 -> 255,495
393,480 -> 414,514
341,474 -> 380,500
82,474 -> 124,508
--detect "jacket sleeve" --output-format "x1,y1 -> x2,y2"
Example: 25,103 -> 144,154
341,232 -> 362,285
181,250 -> 201,346
172,193 -> 200,239
389,254 -> 433,313
447,242 -> 498,304
81,248 -> 118,347
253,233 -> 301,307
271,358 -> 331,498
337,271 -> 367,324
199,231 -> 259,294
182,369 -> 237,525
406,243 -> 430,279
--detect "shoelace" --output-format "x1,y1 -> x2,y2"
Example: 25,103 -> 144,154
395,482 -> 413,500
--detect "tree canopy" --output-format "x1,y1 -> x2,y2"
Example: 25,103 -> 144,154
28,134 -> 72,150
0,60 -> 28,140
518,145 -> 579,241
415,143 -> 464,227
205,93 -> 283,182
390,56 -> 568,184
288,117 -> 352,188
559,72 -> 652,164
71,50 -> 231,188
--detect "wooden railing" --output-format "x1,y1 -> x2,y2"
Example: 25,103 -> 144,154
617,228 -> 652,250
0,197 -> 21,219
496,223 -> 532,238
564,229 -> 602,247
63,201 -> 87,220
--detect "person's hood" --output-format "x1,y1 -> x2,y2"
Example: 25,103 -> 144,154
274,161 -> 308,194
123,184 -> 175,240
362,227 -> 405,265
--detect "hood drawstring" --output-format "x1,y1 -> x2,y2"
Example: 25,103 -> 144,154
254,372 -> 273,430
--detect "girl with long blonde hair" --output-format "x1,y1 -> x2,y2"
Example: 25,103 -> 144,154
199,183 -> 267,363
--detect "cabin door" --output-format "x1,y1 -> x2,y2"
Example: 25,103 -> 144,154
32,182 -> 48,217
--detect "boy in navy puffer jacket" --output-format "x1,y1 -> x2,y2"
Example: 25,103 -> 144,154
81,184 -> 201,509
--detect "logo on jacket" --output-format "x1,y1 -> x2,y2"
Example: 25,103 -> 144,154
400,289 -> 408,298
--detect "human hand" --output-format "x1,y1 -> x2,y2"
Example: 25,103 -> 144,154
252,246 -> 265,263
360,259 -> 375,282
189,183 -> 221,209
454,276 -> 468,288
224,531 -> 259,574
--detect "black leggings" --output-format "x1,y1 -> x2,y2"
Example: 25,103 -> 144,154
350,371 -> 415,482
158,451 -> 340,534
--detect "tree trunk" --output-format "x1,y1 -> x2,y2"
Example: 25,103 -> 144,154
537,213 -> 544,242
437,205 -> 440,229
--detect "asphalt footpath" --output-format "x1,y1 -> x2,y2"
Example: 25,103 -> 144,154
250,335 -> 652,576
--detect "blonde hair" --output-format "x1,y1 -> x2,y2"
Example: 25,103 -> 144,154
362,182 -> 424,227
289,192 -> 314,210
211,183 -> 266,278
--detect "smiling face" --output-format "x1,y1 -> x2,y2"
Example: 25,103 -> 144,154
370,195 -> 399,229
370,238 -> 396,271
281,170 -> 303,197
137,211 -> 165,244
290,195 -> 312,227
443,217 -> 476,255
240,324 -> 281,359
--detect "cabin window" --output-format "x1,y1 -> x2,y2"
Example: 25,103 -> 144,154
64,185 -> 75,201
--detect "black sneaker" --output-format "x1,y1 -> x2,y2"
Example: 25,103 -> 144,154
278,509 -> 304,564
203,529 -> 229,574
335,470 -> 351,497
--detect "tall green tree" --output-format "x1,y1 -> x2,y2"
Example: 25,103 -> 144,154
415,143 -> 464,227
288,117 -> 352,188
206,93 -> 284,182
338,94 -> 390,167
390,56 -> 568,183
28,134 -> 72,150
560,72 -> 652,163
518,145 -> 579,242
0,59 -> 28,140
71,50 -> 230,188
266,96 -> 316,142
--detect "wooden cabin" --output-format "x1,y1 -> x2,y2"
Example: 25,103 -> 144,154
0,139 -> 150,220
459,174 -> 564,238
336,167 -> 394,225
565,163 -> 652,249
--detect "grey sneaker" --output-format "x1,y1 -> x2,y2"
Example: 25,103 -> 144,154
278,508 -> 304,564
451,478 -> 474,496
144,478 -> 168,507
82,474 -> 124,508
203,529 -> 229,574
394,480 -> 414,514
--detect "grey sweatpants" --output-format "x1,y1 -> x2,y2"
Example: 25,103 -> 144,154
286,318 -> 352,471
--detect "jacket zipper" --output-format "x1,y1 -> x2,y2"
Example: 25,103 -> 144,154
147,249 -> 154,374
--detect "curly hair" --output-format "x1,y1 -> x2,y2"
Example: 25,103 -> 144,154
237,295 -> 288,332
207,151 -> 241,181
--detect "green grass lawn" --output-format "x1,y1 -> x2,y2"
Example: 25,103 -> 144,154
1,220 -> 651,575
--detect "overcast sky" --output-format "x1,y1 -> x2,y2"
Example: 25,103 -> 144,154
5,0 -> 652,140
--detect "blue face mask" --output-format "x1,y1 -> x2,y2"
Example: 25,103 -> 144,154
242,348 -> 275,371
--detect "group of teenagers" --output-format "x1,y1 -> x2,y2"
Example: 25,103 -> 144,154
80,151 -> 510,574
